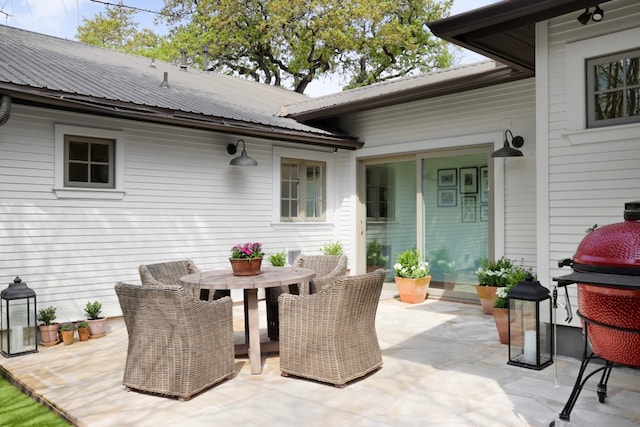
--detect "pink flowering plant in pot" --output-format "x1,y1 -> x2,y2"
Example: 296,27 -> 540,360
230,242 -> 264,260
230,242 -> 265,275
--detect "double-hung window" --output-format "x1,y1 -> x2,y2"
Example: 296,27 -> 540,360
280,157 -> 326,222
587,49 -> 640,128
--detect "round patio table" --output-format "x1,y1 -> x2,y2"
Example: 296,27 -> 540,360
180,266 -> 315,374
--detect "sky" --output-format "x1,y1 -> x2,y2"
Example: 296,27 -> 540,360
0,0 -> 502,96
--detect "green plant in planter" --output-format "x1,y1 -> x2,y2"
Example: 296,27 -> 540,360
394,249 -> 430,279
366,239 -> 388,267
475,256 -> 515,287
59,323 -> 74,332
77,321 -> 89,329
84,301 -> 102,320
37,306 -> 57,325
493,263 -> 536,308
321,240 -> 344,255
268,250 -> 287,267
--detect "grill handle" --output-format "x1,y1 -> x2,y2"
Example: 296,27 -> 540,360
558,258 -> 573,268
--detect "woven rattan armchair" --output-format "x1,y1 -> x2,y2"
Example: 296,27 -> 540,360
139,259 -> 230,300
114,282 -> 235,400
265,254 -> 348,340
278,268 -> 385,387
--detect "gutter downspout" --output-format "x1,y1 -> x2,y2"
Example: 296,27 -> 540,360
0,95 -> 11,126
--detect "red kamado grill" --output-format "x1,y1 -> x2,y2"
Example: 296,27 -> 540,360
553,200 -> 640,422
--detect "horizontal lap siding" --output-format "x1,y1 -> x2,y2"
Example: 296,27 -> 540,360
0,106 -> 344,321
547,0 -> 640,326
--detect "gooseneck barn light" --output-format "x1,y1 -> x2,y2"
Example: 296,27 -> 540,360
227,139 -> 258,166
491,130 -> 524,158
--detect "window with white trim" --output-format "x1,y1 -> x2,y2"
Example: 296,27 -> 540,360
280,157 -> 326,222
586,49 -> 640,128
65,135 -> 115,188
366,165 -> 394,222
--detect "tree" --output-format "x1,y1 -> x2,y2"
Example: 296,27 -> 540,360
78,0 -> 454,94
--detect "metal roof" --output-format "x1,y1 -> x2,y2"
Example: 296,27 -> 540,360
0,25 -> 362,150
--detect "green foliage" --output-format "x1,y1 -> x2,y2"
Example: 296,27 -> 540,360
268,250 -> 287,267
394,248 -> 430,279
59,323 -> 74,332
37,306 -> 56,326
79,0 -> 454,94
475,257 -> 515,287
366,239 -> 388,266
321,240 -> 344,255
231,242 -> 265,259
0,378 -> 70,426
489,261 -> 536,308
84,301 -> 102,320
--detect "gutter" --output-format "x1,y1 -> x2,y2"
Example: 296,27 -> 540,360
0,95 -> 10,126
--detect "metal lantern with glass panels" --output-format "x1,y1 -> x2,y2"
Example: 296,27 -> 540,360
1,277 -> 38,357
507,275 -> 553,370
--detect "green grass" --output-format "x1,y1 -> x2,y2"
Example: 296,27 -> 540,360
0,377 -> 71,426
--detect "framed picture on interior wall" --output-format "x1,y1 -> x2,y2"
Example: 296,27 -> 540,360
480,166 -> 489,203
460,167 -> 478,194
438,188 -> 457,207
462,195 -> 476,222
480,204 -> 488,221
437,168 -> 457,187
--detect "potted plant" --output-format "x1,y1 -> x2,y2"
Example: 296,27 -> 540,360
475,256 -> 515,314
59,322 -> 75,345
320,240 -> 344,255
84,300 -> 107,338
229,242 -> 265,275
492,264 -> 535,344
77,320 -> 90,341
428,246 -> 457,290
37,306 -> 59,346
366,239 -> 388,272
393,248 -> 431,304
268,250 -> 287,267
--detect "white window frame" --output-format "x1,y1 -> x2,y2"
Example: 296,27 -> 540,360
565,27 -> 640,145
272,146 -> 334,225
54,124 -> 125,199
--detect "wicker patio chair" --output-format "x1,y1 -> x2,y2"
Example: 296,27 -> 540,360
278,268 -> 385,387
139,259 -> 230,301
114,282 -> 235,400
265,254 -> 348,340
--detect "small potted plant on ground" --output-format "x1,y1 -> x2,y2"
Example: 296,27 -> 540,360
366,239 -> 388,273
77,320 -> 90,341
229,242 -> 265,275
268,250 -> 287,267
491,263 -> 535,344
394,248 -> 431,304
37,306 -> 59,346
59,322 -> 75,345
475,256 -> 515,314
85,301 -> 107,338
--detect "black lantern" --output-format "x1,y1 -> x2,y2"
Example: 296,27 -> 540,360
1,277 -> 38,357
507,275 -> 553,370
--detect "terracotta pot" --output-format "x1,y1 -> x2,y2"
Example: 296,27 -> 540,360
395,276 -> 431,304
77,327 -> 90,341
229,257 -> 263,276
492,307 -> 510,344
61,330 -> 74,345
88,317 -> 107,338
39,324 -> 59,346
476,285 -> 499,314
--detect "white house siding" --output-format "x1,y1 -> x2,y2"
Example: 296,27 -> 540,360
544,0 -> 640,327
337,78 -> 537,272
0,105 -> 346,322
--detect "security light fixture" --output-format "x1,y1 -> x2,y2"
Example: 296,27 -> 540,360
577,8 -> 592,25
227,139 -> 258,166
491,129 -> 524,158
592,5 -> 604,22
578,5 -> 604,25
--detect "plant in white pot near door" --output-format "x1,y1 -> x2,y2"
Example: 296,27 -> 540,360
85,300 -> 107,338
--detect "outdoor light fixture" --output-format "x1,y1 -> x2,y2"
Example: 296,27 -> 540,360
577,5 -> 604,25
491,129 -> 524,158
507,275 -> 553,370
227,139 -> 258,166
1,277 -> 37,357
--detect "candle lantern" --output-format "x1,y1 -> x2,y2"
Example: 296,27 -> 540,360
507,274 -> 553,370
1,277 -> 38,357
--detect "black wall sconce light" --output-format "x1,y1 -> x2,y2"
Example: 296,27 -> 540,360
578,5 -> 604,25
491,130 -> 524,158
227,139 -> 258,166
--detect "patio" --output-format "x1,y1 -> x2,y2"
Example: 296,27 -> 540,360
1,284 -> 639,427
